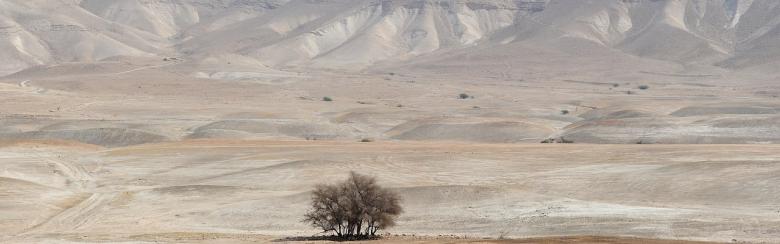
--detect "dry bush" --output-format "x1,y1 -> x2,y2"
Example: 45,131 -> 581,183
303,172 -> 402,239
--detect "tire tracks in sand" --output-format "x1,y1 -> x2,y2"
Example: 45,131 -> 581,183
18,192 -> 117,235
14,151 -> 116,236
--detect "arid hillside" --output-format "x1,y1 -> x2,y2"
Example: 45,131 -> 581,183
2,0 -> 780,76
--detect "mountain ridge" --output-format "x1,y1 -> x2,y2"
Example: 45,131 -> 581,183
1,0 -> 779,77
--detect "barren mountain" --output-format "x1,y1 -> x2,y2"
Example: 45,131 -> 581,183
2,0 -> 780,76
0,0 -> 779,146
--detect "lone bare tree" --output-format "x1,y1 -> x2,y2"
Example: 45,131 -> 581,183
303,172 -> 402,239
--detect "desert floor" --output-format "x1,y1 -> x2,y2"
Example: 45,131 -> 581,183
0,60 -> 778,243
1,140 -> 778,243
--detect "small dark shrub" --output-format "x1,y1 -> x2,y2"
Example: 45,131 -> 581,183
459,93 -> 470,99
561,110 -> 569,115
323,96 -> 333,102
541,137 -> 574,143
638,85 -> 649,90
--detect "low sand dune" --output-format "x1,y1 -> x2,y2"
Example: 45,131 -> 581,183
671,105 -> 780,117
0,128 -> 169,148
390,121 -> 552,143
189,120 -> 357,140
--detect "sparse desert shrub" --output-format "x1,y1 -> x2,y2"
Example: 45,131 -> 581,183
497,229 -> 511,240
459,93 -> 470,99
360,138 -> 374,142
323,96 -> 333,102
612,83 -> 620,88
638,85 -> 649,90
304,172 -> 402,239
560,110 -> 569,115
541,137 -> 574,144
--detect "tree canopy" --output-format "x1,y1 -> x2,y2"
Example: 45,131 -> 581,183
303,172 -> 402,239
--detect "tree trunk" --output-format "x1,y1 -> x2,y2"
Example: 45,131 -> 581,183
365,223 -> 374,236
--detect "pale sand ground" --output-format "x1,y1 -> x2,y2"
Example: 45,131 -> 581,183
0,59 -> 778,243
0,140 -> 777,243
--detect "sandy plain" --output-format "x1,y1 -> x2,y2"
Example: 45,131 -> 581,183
0,54 -> 778,243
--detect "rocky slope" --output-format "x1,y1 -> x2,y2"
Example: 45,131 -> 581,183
1,0 -> 779,76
